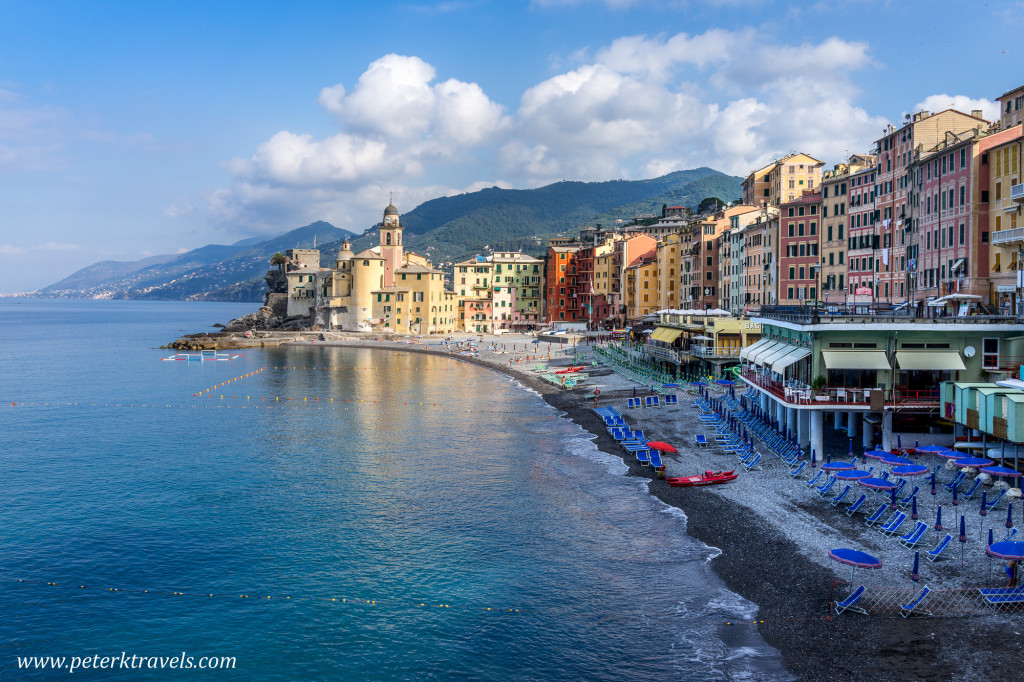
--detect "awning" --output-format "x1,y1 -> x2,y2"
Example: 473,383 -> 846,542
772,347 -> 812,374
740,338 -> 772,361
895,351 -> 966,371
651,327 -> 682,342
750,341 -> 785,366
761,343 -> 798,367
822,350 -> 891,370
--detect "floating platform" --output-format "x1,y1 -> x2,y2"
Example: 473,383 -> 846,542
161,350 -> 243,362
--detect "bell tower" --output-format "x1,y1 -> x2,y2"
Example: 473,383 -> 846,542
380,197 -> 403,287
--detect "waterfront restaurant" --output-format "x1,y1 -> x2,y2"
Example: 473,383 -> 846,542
741,304 -> 1024,459
642,310 -> 762,378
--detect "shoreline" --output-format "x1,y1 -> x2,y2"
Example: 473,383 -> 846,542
225,331 -> 1016,680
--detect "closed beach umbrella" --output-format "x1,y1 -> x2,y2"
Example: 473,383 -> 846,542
898,434 -> 903,452
989,528 -> 994,547
960,515 -> 967,543
930,472 -> 937,496
935,506 -> 943,532
952,485 -> 958,506
980,491 -> 988,518
890,486 -> 897,506
911,495 -> 918,520
1008,503 -> 1014,530
911,551 -> 920,582
811,449 -> 817,468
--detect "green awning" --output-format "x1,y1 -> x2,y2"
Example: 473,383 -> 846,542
822,350 -> 890,370
895,351 -> 966,371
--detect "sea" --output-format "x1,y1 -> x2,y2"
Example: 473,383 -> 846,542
0,299 -> 790,680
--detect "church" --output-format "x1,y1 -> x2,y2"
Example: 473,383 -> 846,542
284,203 -> 461,334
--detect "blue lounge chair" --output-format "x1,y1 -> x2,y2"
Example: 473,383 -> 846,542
925,534 -> 952,562
979,586 -> 1024,605
644,396 -> 655,408
635,449 -> 650,465
790,461 -> 806,478
898,521 -> 928,549
649,451 -> 663,468
985,488 -> 1007,511
879,511 -> 908,537
626,397 -> 638,409
945,471 -> 966,492
834,585 -> 867,615
830,484 -> 851,506
804,470 -> 824,487
845,494 -> 867,516
864,504 -> 889,526
900,586 -> 931,618
742,452 -> 761,470
816,475 -> 837,497
961,478 -> 982,500
695,434 -> 709,448
1003,528 -> 1019,543
664,394 -> 678,405
892,479 -> 907,499
897,485 -> 920,508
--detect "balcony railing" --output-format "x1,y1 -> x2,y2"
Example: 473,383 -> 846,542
991,226 -> 1024,246
754,305 -> 1022,325
643,344 -> 689,364
1011,183 -> 1024,203
742,371 -> 940,408
688,346 -> 740,358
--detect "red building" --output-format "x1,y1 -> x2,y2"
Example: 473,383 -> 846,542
778,191 -> 822,304
545,245 -> 583,324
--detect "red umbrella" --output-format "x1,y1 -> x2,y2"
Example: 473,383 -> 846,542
645,441 -> 678,453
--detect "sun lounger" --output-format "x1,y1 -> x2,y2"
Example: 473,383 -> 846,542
804,470 -> 824,487
635,449 -> 650,466
664,394 -> 678,405
834,585 -> 867,615
897,485 -> 920,508
979,586 -> 1024,605
816,475 -> 837,497
900,586 -> 931,618
961,478 -> 982,500
695,434 -> 709,448
984,488 -> 1007,511
790,461 -> 806,478
898,521 -> 928,549
845,493 -> 867,516
626,397 -> 639,409
879,511 -> 908,537
945,471 -> 966,492
649,451 -> 663,468
741,452 -> 761,470
1002,528 -> 1019,543
893,479 -> 907,499
864,504 -> 889,526
830,484 -> 851,506
925,534 -> 952,562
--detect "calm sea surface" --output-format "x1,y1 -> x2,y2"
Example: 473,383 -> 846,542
0,299 -> 788,680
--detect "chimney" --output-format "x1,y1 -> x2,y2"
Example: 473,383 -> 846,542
971,109 -> 983,118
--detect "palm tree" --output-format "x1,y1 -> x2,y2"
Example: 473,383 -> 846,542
270,252 -> 286,273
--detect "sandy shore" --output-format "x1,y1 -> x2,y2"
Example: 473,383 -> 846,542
274,331 -> 1020,681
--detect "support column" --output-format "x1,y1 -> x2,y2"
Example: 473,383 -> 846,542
787,407 -> 797,442
834,410 -> 844,431
810,410 -> 824,463
862,415 -> 873,451
881,412 -> 893,452
776,399 -> 785,433
799,409 -> 811,449
847,411 -> 858,438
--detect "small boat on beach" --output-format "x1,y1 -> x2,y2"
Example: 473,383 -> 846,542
665,470 -> 738,487
554,366 -> 586,374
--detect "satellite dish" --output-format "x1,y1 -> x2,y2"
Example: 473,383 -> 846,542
964,346 -> 976,358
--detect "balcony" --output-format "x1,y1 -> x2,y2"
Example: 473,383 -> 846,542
644,344 -> 688,364
1011,183 -> 1024,203
689,346 -> 740,359
742,371 -> 939,409
754,304 -> 1021,325
992,226 -> 1024,246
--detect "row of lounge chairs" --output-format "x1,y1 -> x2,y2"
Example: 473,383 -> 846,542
596,406 -> 665,468
626,394 -> 679,409
693,396 -> 762,470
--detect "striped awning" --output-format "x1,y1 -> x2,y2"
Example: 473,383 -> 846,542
749,341 -> 785,366
740,338 -> 772,361
772,347 -> 811,374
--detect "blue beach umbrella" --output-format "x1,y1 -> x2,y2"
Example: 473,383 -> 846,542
989,528 -> 995,547
890,486 -> 897,506
811,449 -> 817,468
911,551 -> 920,582
930,472 -> 937,496
980,491 -> 988,518
935,506 -> 943,532
952,485 -> 959,506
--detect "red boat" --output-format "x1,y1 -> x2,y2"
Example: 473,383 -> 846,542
554,366 -> 585,374
665,470 -> 738,487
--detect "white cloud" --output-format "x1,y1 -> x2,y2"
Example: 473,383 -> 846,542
0,244 -> 27,255
910,94 -> 999,123
208,31 -> 893,233
31,242 -> 79,251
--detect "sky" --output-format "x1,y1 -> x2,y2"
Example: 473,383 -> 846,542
1,0 -> 1021,293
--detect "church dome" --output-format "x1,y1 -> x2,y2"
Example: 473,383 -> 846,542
384,203 -> 399,216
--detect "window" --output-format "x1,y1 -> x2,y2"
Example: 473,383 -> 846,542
983,338 -> 1000,370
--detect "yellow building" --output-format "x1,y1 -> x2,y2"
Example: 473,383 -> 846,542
987,125 -> 1024,312
293,202 -> 461,334
742,153 -> 824,208
656,232 -> 682,310
624,257 -> 659,320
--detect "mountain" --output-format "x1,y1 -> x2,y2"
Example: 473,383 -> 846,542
39,222 -> 353,300
39,169 -> 741,301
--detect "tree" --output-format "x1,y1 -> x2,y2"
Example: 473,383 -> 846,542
697,197 -> 726,214
270,252 -> 286,273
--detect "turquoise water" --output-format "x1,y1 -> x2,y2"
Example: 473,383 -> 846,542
0,299 -> 787,680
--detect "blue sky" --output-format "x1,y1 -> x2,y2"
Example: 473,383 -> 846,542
1,0 -> 1021,292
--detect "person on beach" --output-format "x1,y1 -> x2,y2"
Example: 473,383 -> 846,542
1006,560 -> 1018,588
